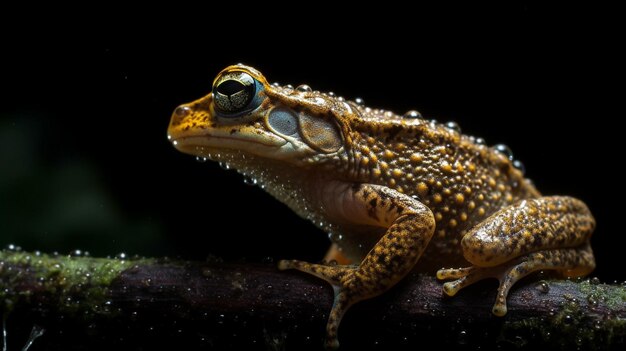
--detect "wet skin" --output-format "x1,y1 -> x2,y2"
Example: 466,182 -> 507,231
167,65 -> 595,349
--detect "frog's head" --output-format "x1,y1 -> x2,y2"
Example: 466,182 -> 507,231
168,64 -> 357,170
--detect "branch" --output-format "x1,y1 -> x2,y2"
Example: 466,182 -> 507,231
1,250 -> 624,350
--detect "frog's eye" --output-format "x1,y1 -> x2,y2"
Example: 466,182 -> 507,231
212,71 -> 261,116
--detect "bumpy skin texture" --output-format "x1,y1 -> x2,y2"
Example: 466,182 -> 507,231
167,65 -> 595,349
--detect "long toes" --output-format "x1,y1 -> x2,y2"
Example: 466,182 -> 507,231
277,259 -> 296,270
437,267 -> 473,280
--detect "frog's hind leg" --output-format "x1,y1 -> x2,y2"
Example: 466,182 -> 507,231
437,196 -> 595,316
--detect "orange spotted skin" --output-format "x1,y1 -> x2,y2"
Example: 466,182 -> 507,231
167,65 -> 595,349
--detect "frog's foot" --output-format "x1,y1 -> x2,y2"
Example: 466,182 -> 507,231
278,259 -> 357,349
437,244 -> 595,316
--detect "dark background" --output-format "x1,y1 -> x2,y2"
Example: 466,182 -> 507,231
1,4 -> 621,281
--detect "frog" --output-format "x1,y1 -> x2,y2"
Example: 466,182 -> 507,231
167,64 -> 595,349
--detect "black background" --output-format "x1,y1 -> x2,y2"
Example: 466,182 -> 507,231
1,4 -> 621,282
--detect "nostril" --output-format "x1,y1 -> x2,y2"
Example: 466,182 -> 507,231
174,105 -> 191,118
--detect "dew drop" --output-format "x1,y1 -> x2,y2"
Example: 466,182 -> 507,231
272,82 -> 280,87
475,137 -> 486,145
285,84 -> 294,89
512,160 -> 526,175
445,121 -> 461,133
403,110 -> 422,119
493,144 -> 514,160
219,162 -> 230,170
116,252 -> 127,260
587,293 -> 598,306
354,97 -> 364,105
536,281 -> 550,293
296,84 -> 312,92
6,244 -> 21,252
196,156 -> 207,163
243,176 -> 257,186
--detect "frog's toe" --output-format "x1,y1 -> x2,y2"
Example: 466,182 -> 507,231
277,259 -> 295,270
438,264 -> 510,312
438,266 -> 493,297
436,267 -> 474,280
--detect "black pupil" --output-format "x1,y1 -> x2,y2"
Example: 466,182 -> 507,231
217,80 -> 246,96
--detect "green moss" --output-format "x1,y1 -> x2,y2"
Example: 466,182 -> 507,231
578,279 -> 626,311
0,250 -> 152,316
501,280 -> 626,350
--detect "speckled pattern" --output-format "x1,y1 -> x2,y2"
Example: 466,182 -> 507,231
167,65 -> 596,349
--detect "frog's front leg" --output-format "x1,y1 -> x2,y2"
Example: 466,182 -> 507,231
437,196 -> 595,316
278,183 -> 435,349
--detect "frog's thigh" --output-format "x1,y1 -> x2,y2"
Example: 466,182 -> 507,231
437,196 -> 595,316
279,182 -> 435,349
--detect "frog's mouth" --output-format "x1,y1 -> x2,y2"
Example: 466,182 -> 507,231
170,133 -> 286,155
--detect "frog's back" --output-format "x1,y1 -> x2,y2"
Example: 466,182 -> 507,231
342,106 -> 539,268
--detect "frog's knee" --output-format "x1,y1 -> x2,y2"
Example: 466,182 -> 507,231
460,231 -> 509,267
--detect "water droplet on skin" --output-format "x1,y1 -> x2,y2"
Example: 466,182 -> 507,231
243,176 -> 257,186
296,84 -> 312,92
403,110 -> 422,119
494,144 -> 514,160
174,105 -> 191,118
445,121 -> 461,133
512,160 -> 526,175
196,156 -> 207,163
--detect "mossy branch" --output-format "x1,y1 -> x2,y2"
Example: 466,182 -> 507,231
0,250 -> 625,350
